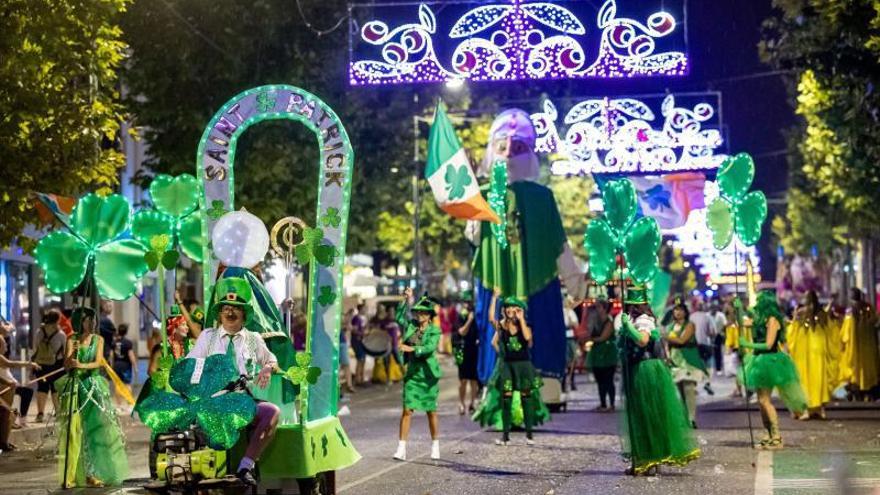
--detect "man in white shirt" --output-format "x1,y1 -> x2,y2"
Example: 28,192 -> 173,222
689,301 -> 716,395
187,277 -> 280,486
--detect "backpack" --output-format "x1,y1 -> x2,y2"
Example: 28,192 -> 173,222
34,328 -> 63,365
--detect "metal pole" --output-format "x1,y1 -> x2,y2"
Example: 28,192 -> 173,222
412,93 -> 422,293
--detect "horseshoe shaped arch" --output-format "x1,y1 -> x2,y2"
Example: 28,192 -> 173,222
196,85 -> 354,426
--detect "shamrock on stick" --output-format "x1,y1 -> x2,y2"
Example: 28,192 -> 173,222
131,174 -> 204,262
283,352 -> 322,388
582,179 -> 661,285
34,193 -> 148,300
705,153 -> 767,249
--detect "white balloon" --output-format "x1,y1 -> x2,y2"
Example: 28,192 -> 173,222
211,210 -> 269,268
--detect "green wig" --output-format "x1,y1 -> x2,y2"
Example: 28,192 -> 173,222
751,290 -> 784,337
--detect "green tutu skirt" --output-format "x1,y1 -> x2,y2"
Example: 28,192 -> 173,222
621,359 -> 700,474
473,359 -> 550,430
743,352 -> 807,413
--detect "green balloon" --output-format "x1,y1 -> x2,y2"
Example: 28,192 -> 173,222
94,239 -> 149,300
706,198 -> 734,250
623,216 -> 660,284
584,219 -> 617,284
717,153 -> 754,202
178,210 -> 204,262
131,210 -> 174,246
33,232 -> 90,294
150,174 -> 199,218
602,179 -> 638,235
70,193 -> 131,246
734,191 -> 767,247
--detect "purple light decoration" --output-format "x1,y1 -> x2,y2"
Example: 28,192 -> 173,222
531,93 -> 726,175
349,0 -> 688,86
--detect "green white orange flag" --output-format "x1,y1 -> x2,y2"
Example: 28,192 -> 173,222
425,102 -> 500,224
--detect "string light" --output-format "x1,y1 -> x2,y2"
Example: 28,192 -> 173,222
350,0 -> 687,85
532,93 -> 725,175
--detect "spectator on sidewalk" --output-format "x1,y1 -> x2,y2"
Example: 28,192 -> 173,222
98,300 -> 116,360
31,309 -> 66,422
0,318 -> 40,451
689,300 -> 716,396
350,304 -> 367,385
111,324 -> 137,407
709,303 -> 727,377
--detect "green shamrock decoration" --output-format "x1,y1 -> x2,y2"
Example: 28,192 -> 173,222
256,91 -> 276,112
487,160 -> 509,249
283,352 -> 322,389
131,174 -> 204,262
207,199 -> 227,220
295,227 -> 337,267
321,434 -> 329,457
321,207 -> 341,228
444,164 -> 472,200
336,427 -> 347,447
144,234 -> 180,271
317,285 -> 336,306
582,179 -> 661,285
34,193 -> 149,300
705,152 -> 768,249
136,354 -> 255,449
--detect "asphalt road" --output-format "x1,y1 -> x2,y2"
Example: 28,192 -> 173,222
2,356 -> 879,494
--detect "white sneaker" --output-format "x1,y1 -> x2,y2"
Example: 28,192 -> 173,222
338,405 -> 351,416
430,440 -> 440,460
494,439 -> 509,446
525,438 -> 535,446
393,442 -> 406,461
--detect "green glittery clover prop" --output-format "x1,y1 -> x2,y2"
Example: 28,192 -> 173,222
136,354 -> 255,449
705,152 -> 768,249
283,352 -> 322,388
582,179 -> 661,285
295,227 -> 337,267
131,173 -> 204,262
34,193 -> 149,300
487,160 -> 509,249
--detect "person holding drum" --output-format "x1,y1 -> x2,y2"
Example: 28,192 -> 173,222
392,287 -> 442,461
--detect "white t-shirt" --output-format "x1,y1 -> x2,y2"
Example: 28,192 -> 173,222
690,311 -> 716,346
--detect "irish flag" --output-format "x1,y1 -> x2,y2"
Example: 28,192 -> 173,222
426,102 -> 500,224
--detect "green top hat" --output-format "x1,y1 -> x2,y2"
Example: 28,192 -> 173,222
207,277 -> 253,327
501,296 -> 528,311
71,306 -> 96,334
411,295 -> 437,315
624,286 -> 649,305
190,306 -> 206,326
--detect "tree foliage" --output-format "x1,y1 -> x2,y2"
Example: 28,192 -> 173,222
0,0 -> 130,248
761,0 -> 880,252
548,175 -> 594,259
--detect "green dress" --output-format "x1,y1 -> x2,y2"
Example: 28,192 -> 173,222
56,335 -> 129,487
619,316 -> 699,474
664,322 -> 708,384
396,303 -> 441,412
743,319 -> 807,413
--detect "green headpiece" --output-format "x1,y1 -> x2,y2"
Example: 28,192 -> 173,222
71,306 -> 96,334
411,296 -> 436,315
191,306 -> 206,326
501,296 -> 528,311
169,304 -> 182,317
624,286 -> 649,305
207,277 -> 253,327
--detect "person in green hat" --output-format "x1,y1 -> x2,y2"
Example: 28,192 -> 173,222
616,286 -> 700,475
393,287 -> 442,461
662,297 -> 709,428
186,277 -> 281,486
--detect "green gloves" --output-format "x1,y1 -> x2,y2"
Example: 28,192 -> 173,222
738,337 -> 768,351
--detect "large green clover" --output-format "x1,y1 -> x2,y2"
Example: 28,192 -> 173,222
582,179 -> 661,285
131,174 -> 204,262
34,193 -> 148,300
136,354 -> 255,449
705,153 -> 767,249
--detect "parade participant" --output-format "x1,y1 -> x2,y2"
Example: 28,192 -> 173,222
563,296 -> 581,392
722,299 -> 751,398
174,290 -> 205,338
187,277 -> 281,486
488,288 -> 542,446
617,287 -> 699,475
663,297 -> 709,427
839,288 -> 879,400
740,291 -> 808,449
787,290 -> 839,419
56,307 -> 128,487
350,303 -> 368,386
393,288 -> 441,461
31,309 -> 66,422
110,324 -> 137,407
583,299 -> 617,412
452,301 -> 479,415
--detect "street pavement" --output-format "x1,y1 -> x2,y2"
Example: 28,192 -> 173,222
2,355 -> 879,494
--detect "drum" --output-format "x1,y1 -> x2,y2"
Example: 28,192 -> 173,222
362,329 -> 392,357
